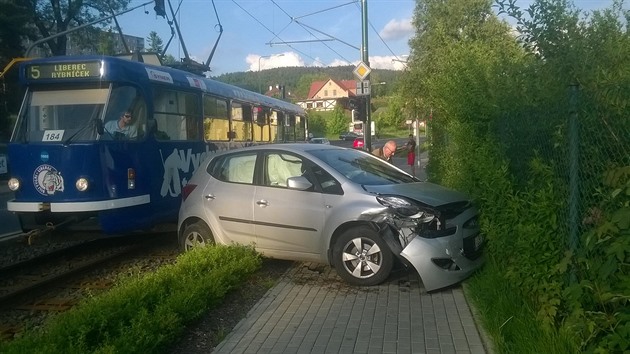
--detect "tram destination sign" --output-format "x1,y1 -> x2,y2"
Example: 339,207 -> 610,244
26,61 -> 101,80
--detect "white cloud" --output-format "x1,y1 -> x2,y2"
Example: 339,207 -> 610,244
367,55 -> 408,71
328,59 -> 352,67
311,58 -> 324,67
379,18 -> 414,41
243,53 -> 408,72
246,52 -> 304,71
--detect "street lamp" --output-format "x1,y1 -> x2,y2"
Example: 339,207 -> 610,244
258,54 -> 284,94
372,81 -> 386,97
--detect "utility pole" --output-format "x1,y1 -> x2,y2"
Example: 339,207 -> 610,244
361,0 -> 372,151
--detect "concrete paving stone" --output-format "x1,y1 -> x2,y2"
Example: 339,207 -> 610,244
384,331 -> 397,342
398,328 -> 411,339
470,344 -> 487,354
454,338 -> 472,350
213,260 -> 488,354
382,341 -> 398,353
310,345 -> 327,354
424,329 -> 438,339
425,337 -> 440,349
439,344 -> 457,354
398,341 -> 413,351
439,334 -> 455,345
341,345 -> 359,353
451,329 -> 467,339
282,347 -> 299,354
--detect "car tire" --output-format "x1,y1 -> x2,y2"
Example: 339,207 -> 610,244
332,226 -> 393,286
179,221 -> 215,252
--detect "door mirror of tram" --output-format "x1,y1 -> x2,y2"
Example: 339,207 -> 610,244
93,119 -> 104,135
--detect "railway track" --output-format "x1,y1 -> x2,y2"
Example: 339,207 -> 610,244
0,233 -> 179,341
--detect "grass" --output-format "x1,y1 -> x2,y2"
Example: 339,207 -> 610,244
465,258 -> 579,354
0,245 -> 262,354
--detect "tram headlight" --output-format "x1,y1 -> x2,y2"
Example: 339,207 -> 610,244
7,178 -> 20,191
76,178 -> 89,192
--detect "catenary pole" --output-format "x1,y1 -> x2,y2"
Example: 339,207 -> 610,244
361,0 -> 372,151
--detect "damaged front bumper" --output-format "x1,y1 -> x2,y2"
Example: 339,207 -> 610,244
374,203 -> 485,292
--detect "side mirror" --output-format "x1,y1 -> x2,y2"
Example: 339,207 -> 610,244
286,176 -> 313,191
94,119 -> 104,135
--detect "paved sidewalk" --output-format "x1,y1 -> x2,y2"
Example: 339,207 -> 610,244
214,263 -> 487,354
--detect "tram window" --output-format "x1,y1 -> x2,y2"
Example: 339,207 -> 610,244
269,111 -> 279,142
103,85 -> 147,140
231,102 -> 252,142
203,95 -> 229,141
253,107 -> 272,142
18,88 -> 108,142
153,88 -> 201,141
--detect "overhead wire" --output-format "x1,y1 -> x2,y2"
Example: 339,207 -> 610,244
231,0 -> 327,67
270,0 -> 355,64
232,0 -> 405,66
352,1 -> 404,63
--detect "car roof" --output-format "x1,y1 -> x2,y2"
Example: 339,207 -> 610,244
213,143 -> 343,157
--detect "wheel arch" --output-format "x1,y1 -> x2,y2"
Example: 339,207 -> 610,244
178,216 -> 209,239
326,220 -> 381,265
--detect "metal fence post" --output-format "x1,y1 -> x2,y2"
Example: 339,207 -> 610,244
568,83 -> 580,263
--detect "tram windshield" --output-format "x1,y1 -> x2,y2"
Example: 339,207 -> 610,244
12,85 -> 147,143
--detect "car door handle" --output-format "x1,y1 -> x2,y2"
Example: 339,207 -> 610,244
205,194 -> 215,200
256,199 -> 269,207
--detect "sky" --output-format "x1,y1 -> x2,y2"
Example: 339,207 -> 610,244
114,0 -> 624,76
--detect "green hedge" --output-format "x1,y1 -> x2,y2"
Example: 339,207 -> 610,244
0,245 -> 262,354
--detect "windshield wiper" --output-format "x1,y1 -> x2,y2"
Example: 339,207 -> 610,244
63,119 -> 104,146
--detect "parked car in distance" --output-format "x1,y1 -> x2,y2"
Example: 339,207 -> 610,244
178,144 -> 484,291
310,137 -> 330,145
352,137 -> 364,149
339,131 -> 360,141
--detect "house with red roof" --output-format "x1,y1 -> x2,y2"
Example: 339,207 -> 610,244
297,78 -> 356,111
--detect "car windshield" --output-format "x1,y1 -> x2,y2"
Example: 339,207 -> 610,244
309,148 -> 417,185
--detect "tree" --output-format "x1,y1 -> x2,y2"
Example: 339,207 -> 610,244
147,31 -> 163,53
97,28 -> 116,55
23,0 -> 131,56
326,104 -> 349,135
0,0 -> 31,63
147,31 -> 178,65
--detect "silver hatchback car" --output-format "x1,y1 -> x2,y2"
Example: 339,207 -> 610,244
177,144 -> 484,291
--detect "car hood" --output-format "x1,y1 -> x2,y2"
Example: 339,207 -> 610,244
363,182 -> 470,207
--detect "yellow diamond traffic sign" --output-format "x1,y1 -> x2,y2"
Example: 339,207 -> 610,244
353,61 -> 371,81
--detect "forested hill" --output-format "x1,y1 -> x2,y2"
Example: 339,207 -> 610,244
211,66 -> 400,100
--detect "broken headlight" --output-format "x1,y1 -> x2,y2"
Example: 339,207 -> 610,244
375,195 -> 436,222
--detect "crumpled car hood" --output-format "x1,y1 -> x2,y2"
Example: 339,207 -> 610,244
363,182 -> 470,207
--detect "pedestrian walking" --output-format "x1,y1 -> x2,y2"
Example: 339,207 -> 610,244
406,134 -> 416,176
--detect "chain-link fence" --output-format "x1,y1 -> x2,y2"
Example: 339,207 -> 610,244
496,84 -> 630,253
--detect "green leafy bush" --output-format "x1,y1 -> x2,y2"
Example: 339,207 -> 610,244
0,245 -> 261,354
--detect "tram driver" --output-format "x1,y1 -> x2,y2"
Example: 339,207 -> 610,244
105,111 -> 138,139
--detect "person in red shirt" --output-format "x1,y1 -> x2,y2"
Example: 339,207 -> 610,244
406,134 -> 417,176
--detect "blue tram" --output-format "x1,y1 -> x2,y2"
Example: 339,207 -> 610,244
6,55 -> 307,235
